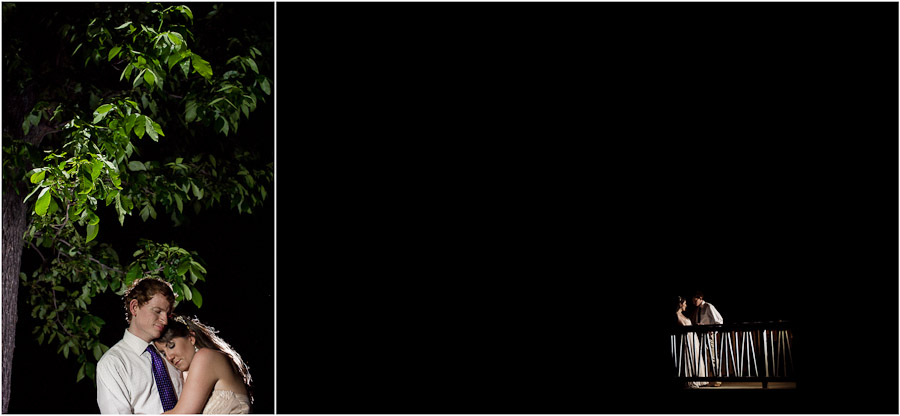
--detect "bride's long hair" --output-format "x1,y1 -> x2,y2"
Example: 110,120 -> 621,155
157,315 -> 254,405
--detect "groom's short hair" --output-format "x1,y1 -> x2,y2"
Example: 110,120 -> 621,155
123,278 -> 176,323
693,291 -> 704,299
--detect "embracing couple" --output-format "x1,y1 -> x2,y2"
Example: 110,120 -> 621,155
674,291 -> 723,389
96,278 -> 252,414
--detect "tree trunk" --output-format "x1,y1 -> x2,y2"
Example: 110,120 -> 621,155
2,181 -> 27,413
3,81 -> 41,413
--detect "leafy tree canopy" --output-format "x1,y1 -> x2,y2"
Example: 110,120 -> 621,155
2,3 -> 273,382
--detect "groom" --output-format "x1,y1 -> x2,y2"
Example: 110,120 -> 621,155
96,278 -> 183,413
691,291 -> 724,387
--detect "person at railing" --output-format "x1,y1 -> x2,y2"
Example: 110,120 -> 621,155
674,296 -> 704,388
691,291 -> 723,387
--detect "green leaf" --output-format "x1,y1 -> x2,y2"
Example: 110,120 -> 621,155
120,63 -> 134,82
48,197 -> 58,216
133,69 -> 146,88
85,362 -> 96,381
191,54 -> 213,79
121,195 -> 134,212
126,265 -> 141,284
86,223 -> 99,243
30,170 -> 46,184
180,59 -> 191,78
93,344 -> 103,361
24,183 -> 42,203
166,32 -> 183,46
114,21 -> 132,30
191,182 -> 203,199
143,69 -> 156,88
176,260 -> 191,276
115,194 -> 126,226
151,120 -> 164,137
173,193 -> 183,213
108,46 -> 122,61
181,283 -> 192,301
260,78 -> 271,95
77,363 -> 86,382
127,161 -> 147,171
185,100 -> 197,122
86,209 -> 100,225
35,187 -> 51,216
124,113 -> 137,134
191,261 -> 207,275
244,57 -> 259,74
191,287 -> 203,308
215,116 -> 229,135
92,104 -> 114,123
133,115 -> 146,139
167,53 -> 183,71
145,117 -> 159,141
90,159 -> 103,183
177,5 -> 194,20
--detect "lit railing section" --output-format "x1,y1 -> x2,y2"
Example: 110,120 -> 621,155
670,322 -> 794,387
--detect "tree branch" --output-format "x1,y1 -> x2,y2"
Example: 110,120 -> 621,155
56,240 -> 125,276
27,240 -> 47,264
50,201 -> 73,247
50,289 -> 75,338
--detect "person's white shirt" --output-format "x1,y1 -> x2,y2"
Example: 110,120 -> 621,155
695,301 -> 724,325
97,329 -> 184,414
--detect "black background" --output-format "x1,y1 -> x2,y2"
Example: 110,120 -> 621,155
279,2 -> 897,414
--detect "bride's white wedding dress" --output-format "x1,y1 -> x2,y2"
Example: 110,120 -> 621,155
201,390 -> 251,414
676,311 -> 706,387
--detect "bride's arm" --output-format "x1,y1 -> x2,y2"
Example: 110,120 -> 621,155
163,349 -> 218,414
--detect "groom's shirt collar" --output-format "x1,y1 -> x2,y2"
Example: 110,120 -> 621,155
123,328 -> 152,356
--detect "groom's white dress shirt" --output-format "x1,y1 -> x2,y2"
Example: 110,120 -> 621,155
96,329 -> 183,414
694,301 -> 724,325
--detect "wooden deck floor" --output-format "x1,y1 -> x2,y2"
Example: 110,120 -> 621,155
691,382 -> 796,389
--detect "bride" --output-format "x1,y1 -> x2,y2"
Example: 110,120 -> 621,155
675,296 -> 706,388
153,315 -> 253,413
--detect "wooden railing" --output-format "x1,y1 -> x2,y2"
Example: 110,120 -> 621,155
670,321 -> 794,388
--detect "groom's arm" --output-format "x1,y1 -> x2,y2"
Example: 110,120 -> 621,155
708,304 -> 723,325
97,358 -> 134,414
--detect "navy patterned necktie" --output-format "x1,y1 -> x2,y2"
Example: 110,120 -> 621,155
146,345 -> 178,411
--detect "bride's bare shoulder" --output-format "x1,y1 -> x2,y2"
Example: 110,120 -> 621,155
193,348 -> 231,371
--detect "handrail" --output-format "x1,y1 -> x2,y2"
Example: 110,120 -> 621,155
670,321 -> 793,333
